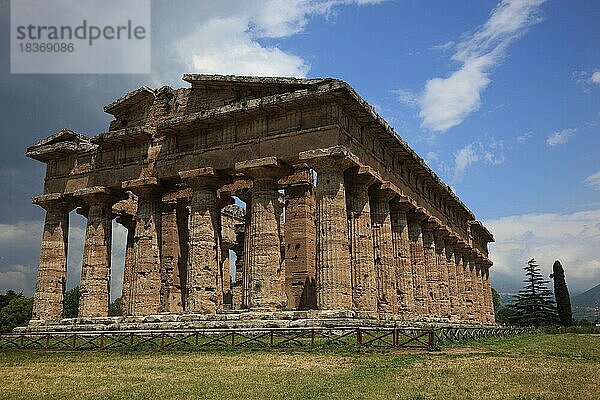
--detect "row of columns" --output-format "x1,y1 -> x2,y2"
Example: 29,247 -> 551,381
31,148 -> 494,324
297,147 -> 495,323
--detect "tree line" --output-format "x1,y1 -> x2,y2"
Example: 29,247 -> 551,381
0,287 -> 123,333
494,259 -> 581,327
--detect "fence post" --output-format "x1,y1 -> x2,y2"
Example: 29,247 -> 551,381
356,328 -> 362,347
428,330 -> 435,350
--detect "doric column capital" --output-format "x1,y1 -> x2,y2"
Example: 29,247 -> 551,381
407,207 -> 429,223
179,167 -> 230,189
32,193 -> 79,212
422,216 -> 442,231
116,213 -> 136,230
369,181 -> 399,202
73,186 -> 126,206
122,177 -> 165,198
279,163 -> 314,187
217,194 -> 235,209
299,145 -> 360,172
235,157 -> 292,180
389,194 -> 417,213
345,165 -> 379,187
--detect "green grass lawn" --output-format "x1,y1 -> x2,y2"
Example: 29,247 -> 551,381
0,334 -> 598,400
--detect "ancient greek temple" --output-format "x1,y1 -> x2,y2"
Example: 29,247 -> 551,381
26,74 -> 495,326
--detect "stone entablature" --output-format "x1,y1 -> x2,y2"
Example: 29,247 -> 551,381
26,74 -> 495,325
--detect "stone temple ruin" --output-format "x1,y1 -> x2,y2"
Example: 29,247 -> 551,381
26,74 -> 495,329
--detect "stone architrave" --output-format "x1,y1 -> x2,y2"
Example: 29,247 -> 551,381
179,168 -> 228,314
31,193 -> 75,321
299,146 -> 358,310
422,217 -> 441,318
369,183 -> 398,314
235,157 -> 289,311
433,229 -> 451,319
345,167 -> 378,312
389,198 -> 415,319
116,213 -> 135,316
407,208 -> 430,317
122,178 -> 164,316
74,187 -> 122,318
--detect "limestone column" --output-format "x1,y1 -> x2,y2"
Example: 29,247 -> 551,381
235,157 -> 288,310
463,254 -> 476,322
179,168 -> 226,314
422,218 -> 441,318
176,200 -> 189,310
473,258 -> 485,323
454,249 -> 467,321
282,165 -> 316,310
389,199 -> 415,319
369,185 -> 397,314
434,229 -> 451,319
122,178 -> 163,316
116,214 -> 135,316
345,168 -> 377,312
218,196 -> 235,308
242,196 -> 252,308
75,187 -> 120,318
407,208 -> 429,317
232,224 -> 245,309
483,264 -> 495,324
445,238 -> 461,321
299,147 -> 357,310
31,193 -> 74,321
160,200 -> 183,313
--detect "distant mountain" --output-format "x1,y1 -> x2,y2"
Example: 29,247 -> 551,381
571,283 -> 600,321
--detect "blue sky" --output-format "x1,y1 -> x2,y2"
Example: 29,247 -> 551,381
0,0 -> 599,297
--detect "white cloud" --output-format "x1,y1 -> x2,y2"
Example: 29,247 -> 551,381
572,69 -> 600,92
451,139 -> 505,182
485,210 -> 600,294
178,16 -> 310,78
393,88 -> 417,107
407,0 -> 546,132
453,144 -> 480,182
516,130 -> 533,143
546,128 -> 576,146
430,41 -> 455,51
584,171 -> 600,190
149,0 -> 385,84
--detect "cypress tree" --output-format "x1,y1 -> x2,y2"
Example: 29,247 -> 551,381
509,258 -> 558,326
550,260 -> 573,326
